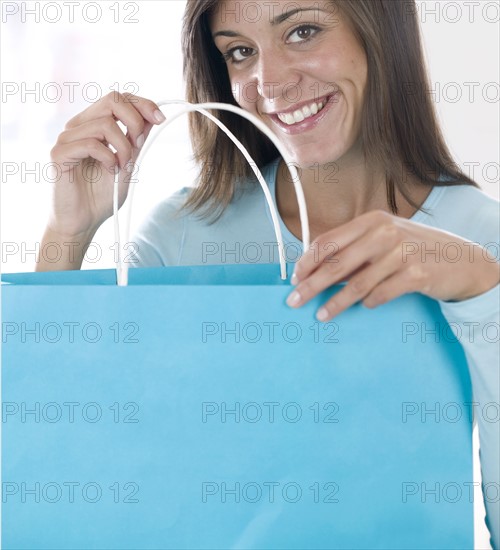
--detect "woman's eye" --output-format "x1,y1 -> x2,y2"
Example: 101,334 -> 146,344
224,46 -> 255,63
287,25 -> 320,44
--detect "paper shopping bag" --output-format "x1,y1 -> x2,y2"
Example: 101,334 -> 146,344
2,264 -> 473,549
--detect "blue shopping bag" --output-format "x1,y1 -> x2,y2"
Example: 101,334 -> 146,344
2,263 -> 473,549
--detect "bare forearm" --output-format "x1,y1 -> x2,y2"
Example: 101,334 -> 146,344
35,226 -> 98,272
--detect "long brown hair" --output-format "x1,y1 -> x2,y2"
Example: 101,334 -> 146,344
182,0 -> 477,220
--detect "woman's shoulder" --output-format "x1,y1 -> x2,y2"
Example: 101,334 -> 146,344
437,183 -> 499,208
131,187 -> 192,267
132,177 -> 276,267
140,176 -> 268,226
422,184 -> 499,247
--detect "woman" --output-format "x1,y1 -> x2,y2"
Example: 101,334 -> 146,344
39,0 -> 499,545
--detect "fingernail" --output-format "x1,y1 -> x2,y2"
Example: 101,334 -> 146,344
316,307 -> 329,322
154,109 -> 166,123
291,272 -> 298,285
286,290 -> 301,307
125,160 -> 134,173
136,133 -> 145,148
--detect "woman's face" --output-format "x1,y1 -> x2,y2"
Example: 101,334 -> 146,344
210,0 -> 368,168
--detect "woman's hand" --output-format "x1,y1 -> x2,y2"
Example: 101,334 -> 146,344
287,210 -> 500,321
48,92 -> 165,240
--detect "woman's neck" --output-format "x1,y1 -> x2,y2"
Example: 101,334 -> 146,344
275,155 -> 432,242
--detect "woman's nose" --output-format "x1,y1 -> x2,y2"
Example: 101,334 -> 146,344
252,51 -> 301,103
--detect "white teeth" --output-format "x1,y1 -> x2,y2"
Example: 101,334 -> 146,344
302,105 -> 311,118
292,109 -> 305,123
276,99 -> 327,126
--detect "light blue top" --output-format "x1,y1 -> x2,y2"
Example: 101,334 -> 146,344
132,159 -> 500,548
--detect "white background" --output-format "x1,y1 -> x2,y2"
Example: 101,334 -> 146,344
0,1 -> 499,547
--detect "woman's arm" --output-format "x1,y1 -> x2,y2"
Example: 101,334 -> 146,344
36,92 -> 165,272
439,285 -> 500,549
35,226 -> 97,272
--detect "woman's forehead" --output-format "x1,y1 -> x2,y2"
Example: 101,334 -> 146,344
210,0 -> 338,29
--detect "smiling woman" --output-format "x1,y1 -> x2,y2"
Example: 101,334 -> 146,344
183,0 -> 477,221
37,0 -> 499,546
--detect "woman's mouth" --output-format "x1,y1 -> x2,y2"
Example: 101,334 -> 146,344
276,98 -> 328,125
268,92 -> 340,135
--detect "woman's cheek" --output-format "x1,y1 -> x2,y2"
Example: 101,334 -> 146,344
231,80 -> 260,111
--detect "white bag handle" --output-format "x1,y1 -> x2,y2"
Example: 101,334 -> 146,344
113,100 -> 310,286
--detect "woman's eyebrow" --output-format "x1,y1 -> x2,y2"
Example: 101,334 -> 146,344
212,7 -> 324,39
271,7 -> 323,25
213,30 -> 240,38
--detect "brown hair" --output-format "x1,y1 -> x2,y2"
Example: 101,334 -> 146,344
181,0 -> 477,220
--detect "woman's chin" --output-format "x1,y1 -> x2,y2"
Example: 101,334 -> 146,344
285,152 -> 345,171
281,140 -> 356,171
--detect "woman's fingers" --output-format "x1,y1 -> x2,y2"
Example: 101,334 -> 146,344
287,217 -> 405,308
64,92 -> 165,148
51,138 -> 119,175
126,120 -> 155,163
56,116 -> 137,171
315,248 -> 405,321
293,210 -> 396,283
362,264 -> 430,309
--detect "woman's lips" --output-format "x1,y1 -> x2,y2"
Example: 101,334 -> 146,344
267,92 -> 340,135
